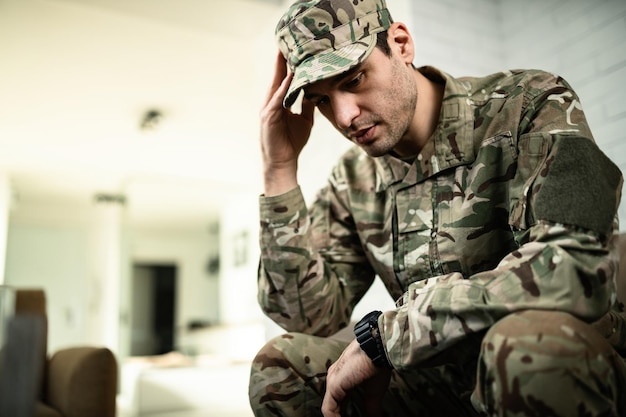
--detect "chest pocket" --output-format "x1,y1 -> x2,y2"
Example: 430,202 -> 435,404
394,180 -> 436,287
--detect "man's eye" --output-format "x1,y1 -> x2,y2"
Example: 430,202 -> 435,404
314,96 -> 329,107
346,73 -> 364,89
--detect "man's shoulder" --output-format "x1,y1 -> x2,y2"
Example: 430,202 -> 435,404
459,69 -> 572,96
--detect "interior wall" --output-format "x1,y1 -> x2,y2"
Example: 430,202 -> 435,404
409,0 -> 502,77
130,226 -> 219,340
0,173 -> 9,282
218,193 -> 261,326
5,205 -> 91,353
5,199 -> 220,356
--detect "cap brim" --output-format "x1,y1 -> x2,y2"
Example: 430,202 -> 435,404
283,34 -> 378,108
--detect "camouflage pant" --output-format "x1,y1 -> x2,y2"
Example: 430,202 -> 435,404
249,310 -> 626,416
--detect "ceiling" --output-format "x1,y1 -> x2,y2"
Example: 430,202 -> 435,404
0,0 -> 286,228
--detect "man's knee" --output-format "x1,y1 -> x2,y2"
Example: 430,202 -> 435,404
249,334 -> 309,411
250,333 -> 297,377
248,332 -> 345,417
250,332 -> 339,377
472,310 -> 625,416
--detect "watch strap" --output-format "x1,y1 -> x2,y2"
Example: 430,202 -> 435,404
354,310 -> 392,368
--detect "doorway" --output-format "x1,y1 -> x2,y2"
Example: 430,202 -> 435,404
130,263 -> 177,356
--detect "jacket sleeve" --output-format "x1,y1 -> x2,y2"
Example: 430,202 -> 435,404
379,73 -> 624,369
258,182 -> 376,336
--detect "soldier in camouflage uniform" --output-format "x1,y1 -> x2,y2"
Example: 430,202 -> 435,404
249,0 -> 626,416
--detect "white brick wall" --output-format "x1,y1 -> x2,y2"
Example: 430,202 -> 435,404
407,0 -> 626,230
407,0 -> 503,76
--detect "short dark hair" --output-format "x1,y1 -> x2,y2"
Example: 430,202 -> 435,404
376,30 -> 392,57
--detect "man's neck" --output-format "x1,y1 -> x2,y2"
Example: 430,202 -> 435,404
412,69 -> 445,151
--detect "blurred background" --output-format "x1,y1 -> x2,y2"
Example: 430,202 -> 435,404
0,0 -> 624,416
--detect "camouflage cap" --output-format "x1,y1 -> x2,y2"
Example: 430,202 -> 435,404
275,0 -> 393,108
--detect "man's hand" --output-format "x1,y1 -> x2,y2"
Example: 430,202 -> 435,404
260,51 -> 316,197
322,340 -> 392,417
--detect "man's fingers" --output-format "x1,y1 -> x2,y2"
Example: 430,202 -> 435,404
264,50 -> 290,106
322,364 -> 347,417
321,391 -> 342,417
273,70 -> 293,108
270,50 -> 287,92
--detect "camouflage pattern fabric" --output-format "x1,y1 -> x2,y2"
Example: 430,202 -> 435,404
250,329 -> 483,416
275,0 -> 392,107
252,66 -> 625,416
472,310 -> 626,416
249,311 -> 626,416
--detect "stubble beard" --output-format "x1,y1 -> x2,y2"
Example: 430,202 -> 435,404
361,63 -> 418,158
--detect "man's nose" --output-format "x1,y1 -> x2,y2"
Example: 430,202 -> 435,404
332,94 -> 359,131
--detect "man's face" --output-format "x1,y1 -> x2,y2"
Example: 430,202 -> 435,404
303,47 -> 418,158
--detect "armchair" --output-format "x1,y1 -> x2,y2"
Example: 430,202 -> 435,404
14,288 -> 118,417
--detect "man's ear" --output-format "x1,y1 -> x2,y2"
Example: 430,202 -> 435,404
387,22 -> 415,64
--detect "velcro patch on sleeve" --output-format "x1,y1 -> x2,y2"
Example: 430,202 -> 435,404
533,135 -> 623,236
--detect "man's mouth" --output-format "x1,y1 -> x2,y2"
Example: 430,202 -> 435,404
352,125 -> 376,145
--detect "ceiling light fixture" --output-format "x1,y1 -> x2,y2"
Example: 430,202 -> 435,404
140,109 -> 163,131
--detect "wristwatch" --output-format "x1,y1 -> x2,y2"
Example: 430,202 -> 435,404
354,310 -> 393,368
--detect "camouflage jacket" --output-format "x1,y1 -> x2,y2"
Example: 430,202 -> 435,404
258,66 -> 624,369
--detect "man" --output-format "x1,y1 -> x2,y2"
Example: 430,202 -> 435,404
249,0 -> 626,416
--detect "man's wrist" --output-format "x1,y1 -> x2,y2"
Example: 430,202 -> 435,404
354,311 -> 393,369
263,166 -> 298,197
